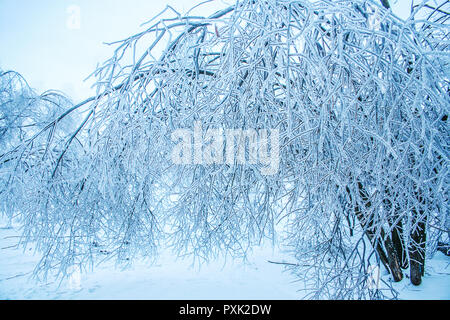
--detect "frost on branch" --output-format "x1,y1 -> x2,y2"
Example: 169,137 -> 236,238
0,0 -> 448,299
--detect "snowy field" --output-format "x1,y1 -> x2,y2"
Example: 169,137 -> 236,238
0,219 -> 301,300
1,219 -> 449,300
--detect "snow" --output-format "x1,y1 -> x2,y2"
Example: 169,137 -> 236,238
390,252 -> 450,300
1,219 -> 448,300
0,220 -> 301,300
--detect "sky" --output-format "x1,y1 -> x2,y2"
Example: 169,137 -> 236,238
0,0 -> 411,102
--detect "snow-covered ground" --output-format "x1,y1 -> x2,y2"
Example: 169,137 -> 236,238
1,219 -> 449,300
390,252 -> 450,300
0,220 -> 301,300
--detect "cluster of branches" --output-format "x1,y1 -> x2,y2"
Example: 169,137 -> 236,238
0,70 -> 75,219
0,0 -> 448,299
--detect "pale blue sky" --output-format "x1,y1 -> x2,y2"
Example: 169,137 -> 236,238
0,0 -> 411,102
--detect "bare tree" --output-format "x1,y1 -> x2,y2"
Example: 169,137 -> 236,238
1,0 -> 448,298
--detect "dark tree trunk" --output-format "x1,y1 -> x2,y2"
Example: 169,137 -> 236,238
407,145 -> 428,286
391,219 -> 408,269
383,186 -> 408,269
346,183 -> 403,282
380,0 -> 390,9
409,192 -> 427,286
356,182 -> 403,282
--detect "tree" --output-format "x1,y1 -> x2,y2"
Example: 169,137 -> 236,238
0,70 -> 75,219
0,0 -> 448,299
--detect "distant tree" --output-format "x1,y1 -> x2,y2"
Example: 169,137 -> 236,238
0,70 -> 75,219
0,71 -> 73,149
1,0 -> 448,299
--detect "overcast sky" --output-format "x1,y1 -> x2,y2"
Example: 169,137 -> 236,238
0,0 -> 411,102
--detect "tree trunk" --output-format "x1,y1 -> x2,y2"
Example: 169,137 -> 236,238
383,186 -> 408,269
346,183 -> 403,282
380,0 -> 390,9
409,194 -> 427,286
408,147 -> 428,285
